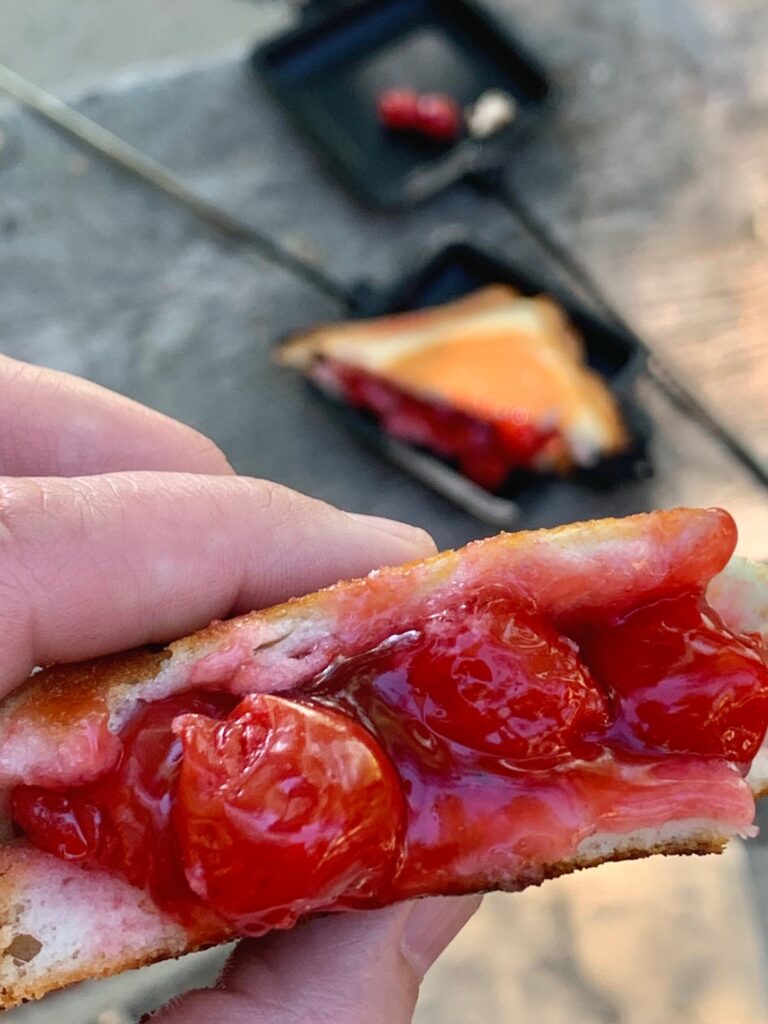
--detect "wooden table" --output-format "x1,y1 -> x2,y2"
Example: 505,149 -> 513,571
500,0 -> 768,552
0,2 -> 766,1021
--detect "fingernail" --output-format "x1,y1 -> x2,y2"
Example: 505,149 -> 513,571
400,895 -> 482,978
347,512 -> 437,553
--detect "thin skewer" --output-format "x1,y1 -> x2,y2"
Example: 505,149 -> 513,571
0,63 -> 352,309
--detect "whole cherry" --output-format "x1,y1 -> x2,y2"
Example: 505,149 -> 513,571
415,93 -> 463,141
377,88 -> 421,132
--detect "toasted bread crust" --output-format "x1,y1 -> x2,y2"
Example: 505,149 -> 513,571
0,827 -> 731,1009
279,285 -> 524,361
0,508 -> 762,1008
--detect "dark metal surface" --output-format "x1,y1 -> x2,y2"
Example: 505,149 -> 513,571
252,0 -> 550,207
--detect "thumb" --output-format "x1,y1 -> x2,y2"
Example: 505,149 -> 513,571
148,896 -> 481,1024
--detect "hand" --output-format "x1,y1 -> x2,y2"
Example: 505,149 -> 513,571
0,355 -> 480,1023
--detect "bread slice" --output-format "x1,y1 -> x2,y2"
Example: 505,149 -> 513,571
278,285 -> 629,470
0,508 -> 764,1008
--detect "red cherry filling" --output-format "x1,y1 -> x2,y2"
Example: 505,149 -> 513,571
10,588 -> 768,935
11,790 -> 101,861
174,695 -> 405,934
577,592 -> 768,764
316,603 -> 609,770
12,693 -> 236,932
410,606 -> 609,765
316,360 -> 556,489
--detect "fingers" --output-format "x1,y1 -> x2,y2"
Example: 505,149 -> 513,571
0,473 -> 435,697
0,354 -> 233,476
148,897 -> 481,1024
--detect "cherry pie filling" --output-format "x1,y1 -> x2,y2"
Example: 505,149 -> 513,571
11,586 -> 768,938
313,359 -> 559,490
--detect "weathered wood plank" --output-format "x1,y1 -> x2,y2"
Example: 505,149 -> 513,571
418,844 -> 768,1024
496,0 -> 768,462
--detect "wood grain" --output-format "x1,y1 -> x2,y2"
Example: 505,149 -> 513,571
500,0 -> 768,464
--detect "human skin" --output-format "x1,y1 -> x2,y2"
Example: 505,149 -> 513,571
0,353 -> 480,1023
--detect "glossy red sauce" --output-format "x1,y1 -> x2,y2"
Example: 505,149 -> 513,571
577,593 -> 768,764
316,360 -> 557,489
11,589 -> 768,936
12,693 -> 236,934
